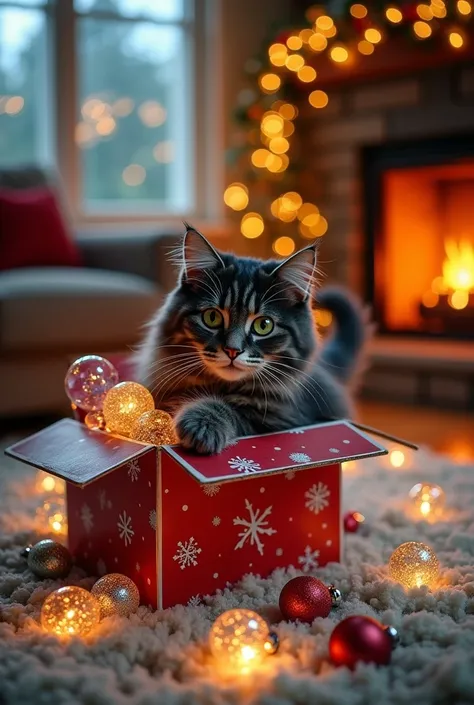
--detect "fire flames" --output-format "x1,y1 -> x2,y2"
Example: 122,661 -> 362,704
423,237 -> 474,310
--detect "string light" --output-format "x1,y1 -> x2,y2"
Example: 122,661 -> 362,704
224,183 -> 249,210
364,28 -> 383,43
413,20 -> 432,38
350,4 -> 368,18
269,137 -> 290,154
297,65 -> 317,82
103,381 -> 155,436
286,35 -> 303,50
285,54 -> 305,71
309,89 -> 329,109
315,15 -> 334,31
266,153 -> 287,173
41,586 -> 100,637
389,449 -> 405,468
209,609 -> 278,674
386,7 -> 403,23
330,45 -> 350,63
308,32 -> 328,51
448,31 -> 464,48
271,198 -> 297,222
259,73 -> 281,93
431,1 -> 447,18
251,148 -> 271,168
409,483 -> 446,518
273,237 -> 296,257
457,0 -> 471,14
358,40 -> 375,54
417,3 -> 434,20
389,541 -> 439,588
268,43 -> 287,67
261,112 -> 284,137
278,103 -> 297,120
299,28 -> 314,43
241,213 -> 264,238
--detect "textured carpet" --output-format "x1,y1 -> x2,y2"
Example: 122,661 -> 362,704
1,434 -> 474,705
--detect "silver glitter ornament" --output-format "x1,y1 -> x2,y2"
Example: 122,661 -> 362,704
328,584 -> 342,606
91,573 -> 140,617
22,539 -> 72,579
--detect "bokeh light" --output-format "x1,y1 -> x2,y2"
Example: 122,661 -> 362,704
413,20 -> 432,38
309,90 -> 329,109
330,45 -> 350,63
448,31 -> 464,48
259,73 -> 281,93
138,100 -> 166,127
285,54 -> 305,71
273,236 -> 296,257
241,213 -> 264,239
308,33 -> 328,51
350,3 -> 368,18
224,183 -> 249,211
386,7 -> 403,22
365,28 -> 383,43
122,164 -> 146,186
297,66 -> 317,82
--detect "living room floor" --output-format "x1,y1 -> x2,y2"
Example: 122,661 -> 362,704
358,400 -> 474,461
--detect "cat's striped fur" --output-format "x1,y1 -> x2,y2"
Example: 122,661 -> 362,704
134,225 -> 367,454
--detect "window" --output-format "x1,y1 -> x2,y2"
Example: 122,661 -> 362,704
0,0 -> 213,219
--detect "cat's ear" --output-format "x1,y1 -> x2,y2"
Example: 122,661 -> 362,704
181,222 -> 224,281
271,243 -> 318,302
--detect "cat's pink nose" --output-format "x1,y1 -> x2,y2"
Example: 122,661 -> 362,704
224,347 -> 243,360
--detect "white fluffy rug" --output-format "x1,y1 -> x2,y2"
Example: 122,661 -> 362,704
1,434 -> 474,705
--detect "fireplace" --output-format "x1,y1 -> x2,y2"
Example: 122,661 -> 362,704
363,134 -> 474,340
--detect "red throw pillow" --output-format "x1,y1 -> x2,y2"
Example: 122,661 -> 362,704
0,187 -> 82,271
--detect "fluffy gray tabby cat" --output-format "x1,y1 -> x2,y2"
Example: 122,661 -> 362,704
134,225 -> 366,454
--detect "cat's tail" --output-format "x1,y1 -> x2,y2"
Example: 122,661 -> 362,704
315,286 -> 373,386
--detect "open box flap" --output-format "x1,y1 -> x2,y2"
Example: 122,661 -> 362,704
5,418 -> 153,487
162,420 -> 389,484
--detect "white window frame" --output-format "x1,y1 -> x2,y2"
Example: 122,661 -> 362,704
1,0 -> 224,226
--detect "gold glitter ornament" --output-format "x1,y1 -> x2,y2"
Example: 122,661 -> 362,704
85,410 -> 108,431
91,573 -> 140,617
130,409 -> 178,445
209,609 -> 279,673
41,586 -> 100,637
22,539 -> 72,579
389,541 -> 439,589
103,381 -> 154,436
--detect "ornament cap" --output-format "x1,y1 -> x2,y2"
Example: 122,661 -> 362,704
328,584 -> 342,606
384,625 -> 399,646
264,630 -> 280,655
20,546 -> 32,558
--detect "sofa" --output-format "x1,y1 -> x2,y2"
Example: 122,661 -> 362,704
0,229 -> 182,417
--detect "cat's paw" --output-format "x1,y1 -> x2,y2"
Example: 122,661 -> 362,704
175,399 -> 237,454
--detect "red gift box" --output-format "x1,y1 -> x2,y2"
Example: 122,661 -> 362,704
6,419 -> 388,609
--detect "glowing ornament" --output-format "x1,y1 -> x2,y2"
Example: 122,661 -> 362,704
65,355 -> 119,411
389,541 -> 439,588
22,539 -> 72,579
409,483 -> 445,518
103,381 -> 154,436
85,410 -> 108,431
131,409 -> 178,446
91,573 -> 140,618
329,616 -> 398,669
344,511 -> 365,533
41,586 -> 100,637
279,576 -> 341,623
209,609 -> 279,673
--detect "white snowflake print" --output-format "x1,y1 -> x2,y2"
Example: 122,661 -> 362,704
329,448 -> 340,454
289,428 -> 305,434
298,545 -> 320,573
202,483 -> 221,497
127,459 -> 141,482
96,558 -> 107,576
80,504 -> 94,533
98,490 -> 107,510
289,452 -> 312,464
173,537 -> 202,570
212,516 -> 221,526
117,511 -> 134,546
285,470 -> 296,480
305,482 -> 330,515
233,499 -> 277,556
136,562 -> 141,572
149,509 -> 157,530
187,594 -> 202,607
228,456 -> 261,474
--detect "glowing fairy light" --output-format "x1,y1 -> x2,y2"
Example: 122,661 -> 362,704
389,542 -> 439,588
209,609 -> 278,674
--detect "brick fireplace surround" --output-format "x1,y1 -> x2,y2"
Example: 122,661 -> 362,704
306,60 -> 474,410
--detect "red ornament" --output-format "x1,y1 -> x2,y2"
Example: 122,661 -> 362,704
344,511 -> 363,533
329,616 -> 396,669
279,576 -> 332,622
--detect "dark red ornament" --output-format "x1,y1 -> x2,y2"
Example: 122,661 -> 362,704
329,616 -> 396,669
344,511 -> 361,533
279,576 -> 332,623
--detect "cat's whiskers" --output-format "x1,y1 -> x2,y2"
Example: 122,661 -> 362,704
268,360 -> 327,411
150,358 -> 204,399
144,352 -> 200,376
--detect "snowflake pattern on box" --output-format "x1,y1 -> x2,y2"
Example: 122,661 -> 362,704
212,516 -> 221,526
117,510 -> 134,546
173,537 -> 202,570
127,459 -> 141,482
285,470 -> 296,480
329,448 -> 340,454
187,594 -> 202,607
98,490 -> 107,510
80,503 -> 94,533
304,482 -> 330,515
202,483 -> 221,497
228,457 -> 261,474
289,452 -> 312,464
149,509 -> 157,530
233,499 -> 276,556
298,545 -> 320,573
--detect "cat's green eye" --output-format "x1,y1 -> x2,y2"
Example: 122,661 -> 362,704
202,308 -> 223,329
252,316 -> 274,336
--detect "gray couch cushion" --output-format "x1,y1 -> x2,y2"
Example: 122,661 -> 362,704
0,267 -> 162,352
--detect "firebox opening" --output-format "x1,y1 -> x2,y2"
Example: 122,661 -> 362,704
364,136 -> 474,340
